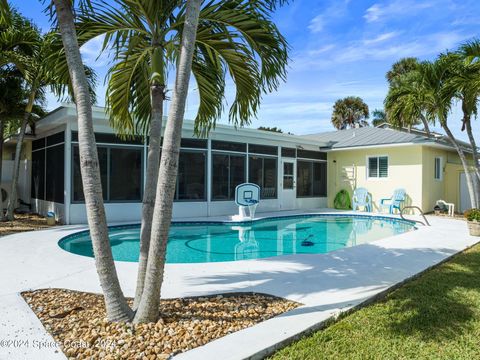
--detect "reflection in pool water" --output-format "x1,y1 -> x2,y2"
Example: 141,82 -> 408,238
59,215 -> 415,263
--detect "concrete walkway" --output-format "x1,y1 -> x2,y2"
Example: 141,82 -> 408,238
0,211 -> 477,360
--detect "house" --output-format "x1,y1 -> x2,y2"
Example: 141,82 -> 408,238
304,126 -> 475,214
0,104 -> 475,224
7,104 -> 330,224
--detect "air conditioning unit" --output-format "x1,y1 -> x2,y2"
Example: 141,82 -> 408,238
0,182 -> 19,210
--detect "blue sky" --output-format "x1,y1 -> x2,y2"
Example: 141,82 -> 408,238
10,0 -> 480,141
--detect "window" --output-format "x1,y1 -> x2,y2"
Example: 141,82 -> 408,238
248,156 -> 277,198
212,154 -> 246,200
31,132 -> 65,203
297,161 -> 327,197
72,146 -> 108,202
72,145 -> 142,202
281,147 -> 296,158
180,138 -> 207,149
176,151 -> 206,200
211,140 -> 246,152
31,149 -> 45,200
109,148 -> 142,201
45,144 -> 64,203
297,149 -> 327,160
248,144 -> 278,156
434,157 -> 443,180
367,156 -> 388,178
283,162 -> 294,189
71,131 -> 143,145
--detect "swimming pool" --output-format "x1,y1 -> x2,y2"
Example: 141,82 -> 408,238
59,215 -> 415,263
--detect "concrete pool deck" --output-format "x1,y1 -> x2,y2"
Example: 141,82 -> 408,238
0,209 -> 477,360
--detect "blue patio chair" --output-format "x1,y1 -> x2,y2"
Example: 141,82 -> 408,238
352,188 -> 372,212
380,188 -> 406,214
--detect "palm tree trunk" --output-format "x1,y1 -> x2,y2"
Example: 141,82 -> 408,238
6,106 -> 30,221
442,122 -> 478,209
464,117 -> 480,205
53,0 -> 132,322
0,118 -> 5,220
133,84 -> 164,309
420,113 -> 432,137
133,0 -> 201,324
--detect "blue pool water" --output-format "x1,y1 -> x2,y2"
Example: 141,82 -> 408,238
59,215 -> 415,263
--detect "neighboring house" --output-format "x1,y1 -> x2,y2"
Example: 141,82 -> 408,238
304,126 -> 475,214
0,104 -> 476,223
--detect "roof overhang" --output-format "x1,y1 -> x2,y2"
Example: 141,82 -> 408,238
4,134 -> 36,145
327,141 -> 472,154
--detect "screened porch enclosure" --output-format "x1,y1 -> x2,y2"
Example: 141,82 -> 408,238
30,121 -> 328,224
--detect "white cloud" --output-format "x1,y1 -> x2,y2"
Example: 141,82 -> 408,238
364,0 -> 435,23
294,30 -> 466,69
80,35 -> 110,68
308,0 -> 350,34
308,14 -> 325,33
363,31 -> 400,45
307,44 -> 336,56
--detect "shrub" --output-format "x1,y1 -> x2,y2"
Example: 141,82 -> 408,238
334,189 -> 351,210
464,208 -> 480,222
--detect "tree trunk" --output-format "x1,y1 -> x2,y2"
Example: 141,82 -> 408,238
420,113 -> 432,137
53,0 -> 132,322
133,0 -> 201,323
6,109 -> 29,221
133,84 -> 164,309
464,116 -> 480,206
442,122 -> 478,209
0,118 -> 4,220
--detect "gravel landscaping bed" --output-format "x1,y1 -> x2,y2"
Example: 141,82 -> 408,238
22,288 -> 299,359
0,213 -> 53,236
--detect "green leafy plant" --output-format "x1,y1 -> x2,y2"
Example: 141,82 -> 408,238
464,208 -> 480,222
334,189 -> 352,210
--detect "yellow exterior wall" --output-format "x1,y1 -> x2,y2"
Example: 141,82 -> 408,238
327,144 -> 473,214
327,145 -> 424,212
421,146 -> 448,212
2,142 -> 32,161
422,147 -> 472,213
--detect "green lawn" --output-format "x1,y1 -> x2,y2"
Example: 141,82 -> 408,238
271,242 -> 480,360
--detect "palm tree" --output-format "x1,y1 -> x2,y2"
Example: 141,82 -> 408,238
133,0 -> 202,324
1,24 -> 96,220
386,57 -> 419,85
457,40 -> 480,199
78,0 -> 289,308
331,96 -> 369,130
0,66 -> 47,219
0,68 -> 22,220
386,58 -> 478,208
385,57 -> 432,135
52,0 -> 132,322
371,109 -> 387,127
424,57 -> 479,208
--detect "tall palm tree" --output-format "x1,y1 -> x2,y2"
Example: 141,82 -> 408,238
457,40 -> 480,198
0,67 -> 47,219
331,96 -> 369,130
1,25 -> 96,220
385,57 -> 432,135
386,58 -> 478,208
133,0 -> 202,323
0,68 -> 22,220
51,0 -> 133,322
78,0 -> 289,308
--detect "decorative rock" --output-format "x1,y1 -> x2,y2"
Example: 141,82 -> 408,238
21,288 -> 299,359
